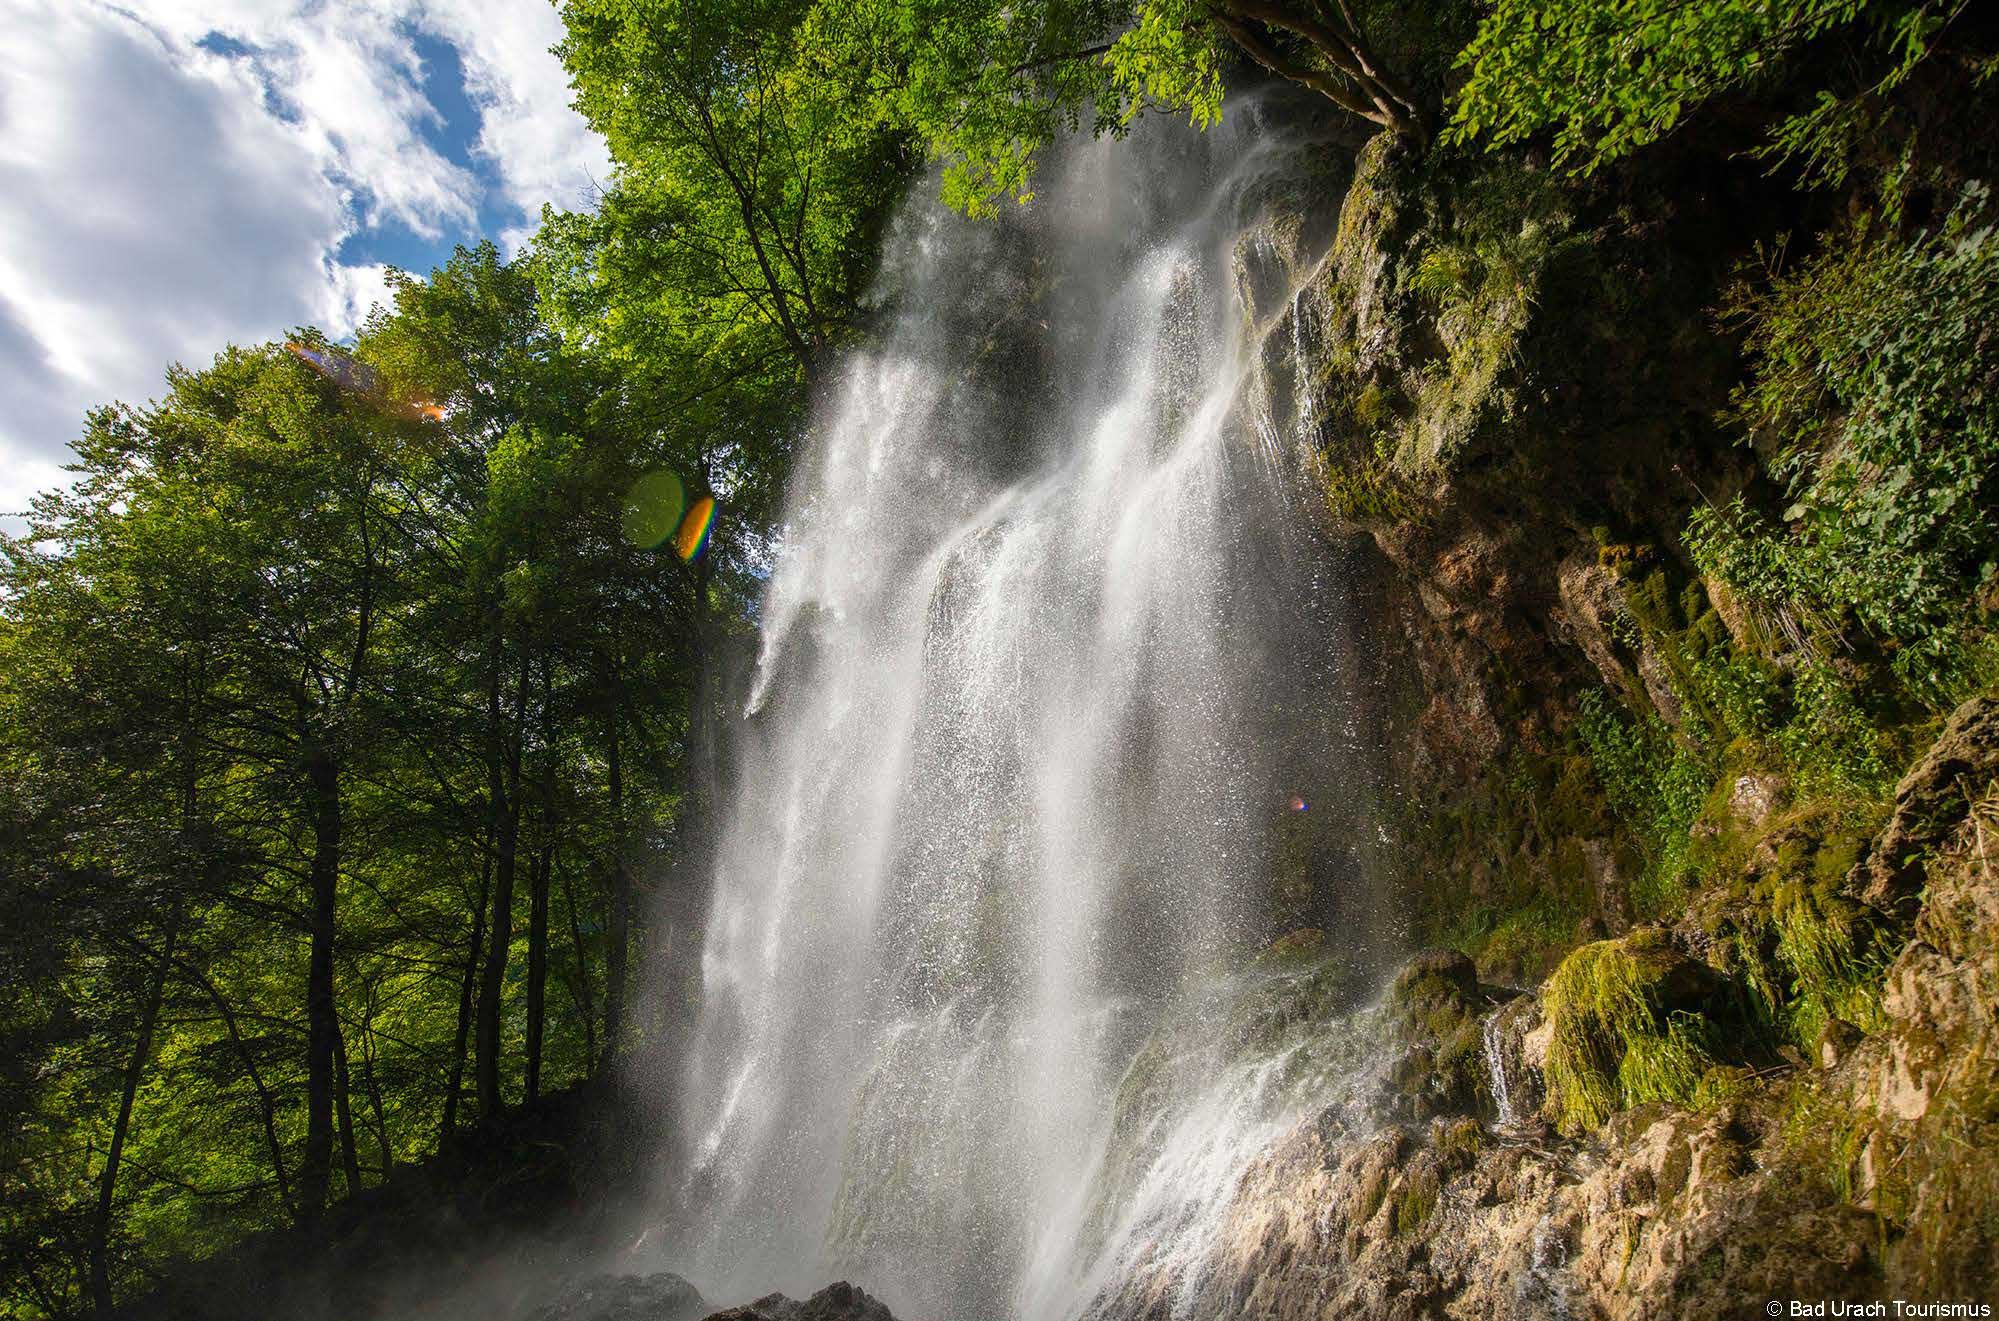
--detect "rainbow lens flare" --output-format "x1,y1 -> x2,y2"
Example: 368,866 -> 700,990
622,470 -> 686,550
285,340 -> 446,422
1289,796 -> 1308,812
674,494 -> 717,562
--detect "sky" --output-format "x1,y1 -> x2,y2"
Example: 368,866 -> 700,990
0,0 -> 610,523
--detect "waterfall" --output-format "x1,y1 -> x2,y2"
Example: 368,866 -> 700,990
1484,1007 -> 1516,1129
658,102 -> 1390,1321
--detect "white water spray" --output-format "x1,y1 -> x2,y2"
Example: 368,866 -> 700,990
660,105 -> 1393,1320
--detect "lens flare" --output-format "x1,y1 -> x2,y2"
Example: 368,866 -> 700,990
674,494 -> 717,562
622,470 -> 687,550
284,340 -> 446,422
1289,796 -> 1308,812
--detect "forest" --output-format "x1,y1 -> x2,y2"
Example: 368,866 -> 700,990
3,1 -> 1997,1319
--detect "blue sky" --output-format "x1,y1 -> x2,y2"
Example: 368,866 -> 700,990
0,0 -> 608,523
333,30 -> 519,274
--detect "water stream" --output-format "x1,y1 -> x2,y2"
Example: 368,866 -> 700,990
658,104 -> 1392,1321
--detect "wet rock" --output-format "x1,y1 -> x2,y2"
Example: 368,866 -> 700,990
532,1273 -> 707,1321
1390,947 -> 1478,1005
1727,772 -> 1785,828
703,1282 -> 896,1321
1582,838 -> 1634,934
1381,949 -> 1490,1120
1481,992 -> 1547,1128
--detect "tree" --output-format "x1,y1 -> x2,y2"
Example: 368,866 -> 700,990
0,240 -> 721,1313
1447,0 -> 1969,182
555,0 -> 912,370
795,0 -> 1436,216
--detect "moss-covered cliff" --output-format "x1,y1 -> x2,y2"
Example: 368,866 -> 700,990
1188,41 -> 1999,1308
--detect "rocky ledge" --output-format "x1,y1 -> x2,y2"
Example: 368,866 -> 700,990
1089,697 -> 1999,1321
533,1277 -> 900,1321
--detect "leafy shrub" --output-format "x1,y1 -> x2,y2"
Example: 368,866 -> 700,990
1690,189 -> 1999,709
1448,0 -> 1956,182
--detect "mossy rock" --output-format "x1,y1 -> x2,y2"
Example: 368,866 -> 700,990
1253,928 -> 1329,969
1382,948 -> 1490,1119
1854,691 -> 1999,913
1541,928 -> 1734,1135
1391,947 -> 1479,1007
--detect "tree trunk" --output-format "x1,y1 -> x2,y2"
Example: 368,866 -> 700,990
299,741 -> 341,1230
89,927 -> 176,1314
562,865 -> 598,1066
525,841 -> 552,1104
602,705 -> 628,1066
359,999 -> 393,1175
440,847 -> 490,1147
333,1022 -> 363,1196
474,658 -> 524,1116
525,652 -> 557,1105
1213,1 -> 1430,142
527,843 -> 551,1103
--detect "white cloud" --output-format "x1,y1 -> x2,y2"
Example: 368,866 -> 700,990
423,0 -> 611,245
0,0 -> 608,523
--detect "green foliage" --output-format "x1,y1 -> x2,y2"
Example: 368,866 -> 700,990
1718,845 -> 1896,1052
812,0 -> 1215,216
1448,0 -> 1957,181
0,245 -> 713,1317
546,0 -> 908,431
1576,689 -> 1712,913
1690,191 -> 1999,709
1771,886 -> 1894,1045
786,0 -> 1443,218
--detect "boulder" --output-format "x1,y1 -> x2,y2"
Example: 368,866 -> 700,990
531,1273 -> 707,1321
1816,1017 -> 1864,1070
1391,948 -> 1479,1005
703,1282 -> 897,1321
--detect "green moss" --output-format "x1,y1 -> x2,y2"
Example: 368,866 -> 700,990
1433,1116 -> 1486,1173
1252,927 -> 1329,970
1771,885 -> 1895,1048
1542,930 -> 1725,1135
1616,1013 -> 1727,1109
1780,1082 -> 1875,1204
1394,1166 -> 1441,1236
1692,803 -> 1898,1053
1353,382 -> 1395,431
1410,742 -> 1618,983
1322,460 -> 1424,525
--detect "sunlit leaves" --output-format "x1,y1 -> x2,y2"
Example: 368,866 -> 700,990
1447,0 -> 1952,180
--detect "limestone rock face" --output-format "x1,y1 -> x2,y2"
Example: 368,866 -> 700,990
1853,693 -> 1999,912
1081,701 -> 1999,1320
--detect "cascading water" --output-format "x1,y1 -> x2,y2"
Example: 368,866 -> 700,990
659,101 -> 1396,1321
